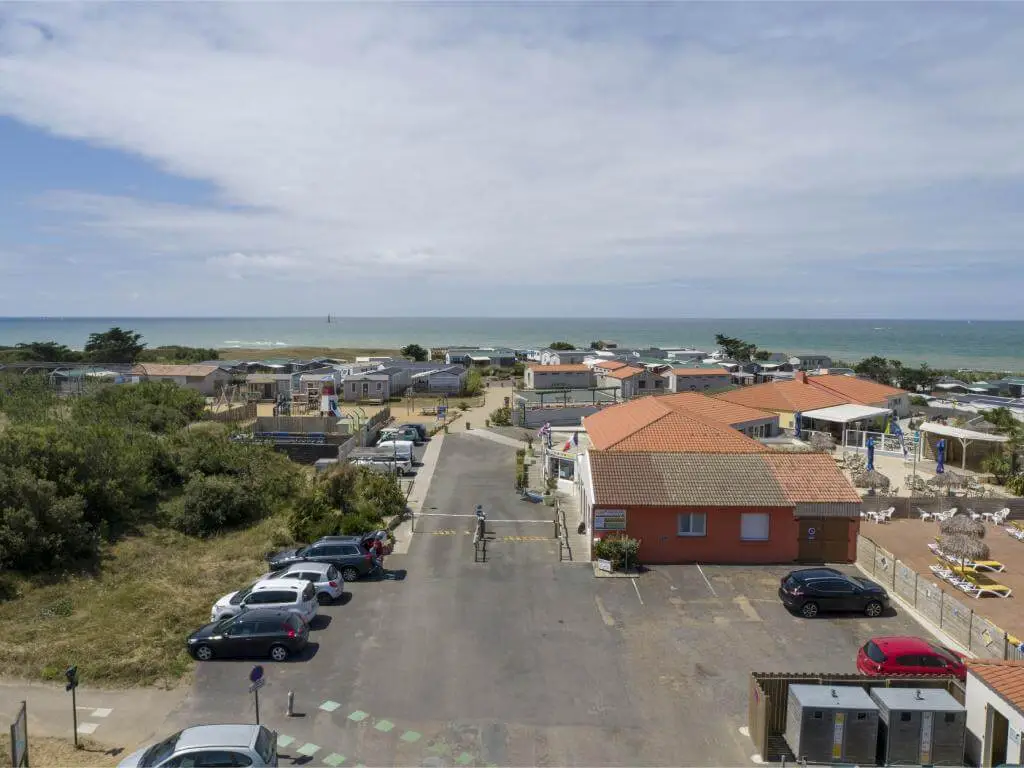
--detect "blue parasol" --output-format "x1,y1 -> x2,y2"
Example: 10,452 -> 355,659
866,437 -> 875,471
794,412 -> 801,439
936,438 -> 945,474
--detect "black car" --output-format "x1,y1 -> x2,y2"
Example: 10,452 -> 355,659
267,536 -> 379,581
778,568 -> 890,618
188,609 -> 308,662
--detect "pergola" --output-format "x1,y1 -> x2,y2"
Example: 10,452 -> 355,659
799,404 -> 891,441
918,421 -> 1009,470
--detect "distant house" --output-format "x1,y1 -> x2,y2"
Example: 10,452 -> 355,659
444,347 -> 516,368
596,365 -> 666,398
538,348 -> 589,366
524,364 -> 595,390
245,373 -> 293,401
412,365 -> 467,394
340,366 -> 412,402
666,367 -> 732,393
133,363 -> 232,396
793,354 -> 832,370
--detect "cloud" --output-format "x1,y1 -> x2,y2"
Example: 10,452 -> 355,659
0,4 -> 1023,315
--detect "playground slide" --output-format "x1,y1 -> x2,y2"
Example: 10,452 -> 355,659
331,405 -> 344,418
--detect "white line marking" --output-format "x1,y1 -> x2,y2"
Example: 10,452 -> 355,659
91,708 -> 112,718
594,596 -> 615,627
631,578 -> 644,605
77,723 -> 99,735
415,513 -> 551,523
750,754 -> 763,764
733,596 -> 762,622
738,726 -> 750,737
696,563 -> 717,597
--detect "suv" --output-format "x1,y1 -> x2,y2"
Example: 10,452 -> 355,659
262,562 -> 345,604
211,578 -> 318,623
118,724 -> 278,767
778,568 -> 889,618
187,610 -> 309,663
267,537 -> 379,581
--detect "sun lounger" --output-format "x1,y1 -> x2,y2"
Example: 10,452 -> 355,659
931,562 -> 975,591
958,571 -> 1013,598
929,543 -> 1005,572
1006,526 -> 1024,542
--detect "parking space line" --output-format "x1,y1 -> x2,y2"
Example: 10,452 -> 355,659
696,563 -> 717,597
277,735 -> 295,748
323,753 -> 346,766
348,710 -> 369,722
733,596 -> 762,622
374,719 -> 395,733
296,743 -> 320,757
91,707 -> 113,718
594,595 -> 615,626
631,578 -> 644,605
320,700 -> 341,712
77,723 -> 99,735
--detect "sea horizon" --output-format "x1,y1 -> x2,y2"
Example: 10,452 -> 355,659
2,316 -> 1023,372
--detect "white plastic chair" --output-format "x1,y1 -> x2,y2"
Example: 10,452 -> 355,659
917,507 -> 933,522
878,507 -> 895,524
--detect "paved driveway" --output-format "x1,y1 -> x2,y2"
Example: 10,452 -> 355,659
166,435 -> 940,766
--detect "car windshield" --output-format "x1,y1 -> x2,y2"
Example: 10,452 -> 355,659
928,644 -> 958,663
229,585 -> 254,605
864,641 -> 886,663
254,726 -> 277,764
140,730 -> 182,767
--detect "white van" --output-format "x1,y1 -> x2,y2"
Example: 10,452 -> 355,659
375,440 -> 414,463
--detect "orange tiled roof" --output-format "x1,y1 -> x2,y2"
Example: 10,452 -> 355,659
656,392 -> 774,426
968,660 -> 1024,716
527,364 -> 591,373
808,374 -> 905,404
715,378 -> 848,412
593,360 -> 627,371
604,366 -> 646,380
583,398 -> 765,453
670,367 -> 730,376
589,450 -> 860,507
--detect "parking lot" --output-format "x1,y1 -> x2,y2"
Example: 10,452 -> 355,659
165,433 -> 943,767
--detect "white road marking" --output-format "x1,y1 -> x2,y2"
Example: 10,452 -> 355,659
696,563 -> 717,597
77,723 -> 99,735
751,754 -> 764,764
91,708 -> 113,718
733,596 -> 763,622
415,513 -> 551,523
631,578 -> 644,605
738,726 -> 749,737
594,596 -> 615,627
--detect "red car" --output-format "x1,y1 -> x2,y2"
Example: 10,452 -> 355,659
857,636 -> 967,681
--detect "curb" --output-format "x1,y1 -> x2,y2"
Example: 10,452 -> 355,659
854,561 -> 974,658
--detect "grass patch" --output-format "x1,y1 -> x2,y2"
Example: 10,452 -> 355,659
0,734 -> 120,767
0,515 -> 293,688
219,346 -> 399,360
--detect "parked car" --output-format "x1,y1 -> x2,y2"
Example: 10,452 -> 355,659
118,724 -> 278,767
375,439 -> 415,463
398,423 -> 429,442
778,568 -> 889,618
380,425 -> 423,444
188,609 -> 308,662
857,636 -> 967,681
211,578 -> 318,623
262,562 -> 345,604
267,537 -> 380,581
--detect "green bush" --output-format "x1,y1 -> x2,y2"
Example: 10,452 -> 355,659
286,466 -> 402,541
1006,473 -> 1024,496
287,487 -> 339,542
489,406 -> 512,426
593,536 -> 640,570
73,380 -> 206,433
339,512 -> 383,536
170,474 -> 257,537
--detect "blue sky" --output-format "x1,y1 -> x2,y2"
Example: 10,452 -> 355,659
1,3 -> 1023,318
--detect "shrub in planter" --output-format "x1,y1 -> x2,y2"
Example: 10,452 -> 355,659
593,536 -> 640,570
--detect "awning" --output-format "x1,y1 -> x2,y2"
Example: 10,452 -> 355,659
919,422 -> 1008,443
800,404 -> 892,424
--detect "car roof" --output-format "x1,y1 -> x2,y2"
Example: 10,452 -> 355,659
275,561 -> 333,574
252,578 -> 310,591
317,535 -> 359,541
176,724 -> 260,750
234,608 -> 292,620
791,567 -> 845,580
869,636 -> 937,653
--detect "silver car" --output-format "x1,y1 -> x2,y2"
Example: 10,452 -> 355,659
262,561 -> 345,604
118,724 -> 277,767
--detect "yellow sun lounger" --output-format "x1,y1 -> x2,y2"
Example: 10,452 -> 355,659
958,571 -> 1013,598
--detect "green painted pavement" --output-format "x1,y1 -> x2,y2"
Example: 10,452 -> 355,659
297,743 -> 320,757
320,700 -> 342,712
456,751 -> 474,765
323,753 -> 346,766
374,719 -> 395,733
276,735 -> 295,748
348,710 -> 369,722
400,730 -> 422,743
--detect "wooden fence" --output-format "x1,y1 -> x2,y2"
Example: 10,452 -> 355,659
749,672 -> 964,762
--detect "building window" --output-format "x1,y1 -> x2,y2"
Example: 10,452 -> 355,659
376,382 -> 382,390
638,380 -> 646,389
740,513 -> 770,541
690,385 -> 697,391
677,512 -> 706,537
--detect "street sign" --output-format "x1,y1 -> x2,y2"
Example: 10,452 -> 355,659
597,559 -> 613,573
249,665 -> 264,684
249,678 -> 266,693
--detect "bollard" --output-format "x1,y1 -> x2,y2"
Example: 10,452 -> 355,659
287,690 -> 295,717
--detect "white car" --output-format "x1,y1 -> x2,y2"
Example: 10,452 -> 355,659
211,578 -> 318,623
261,562 -> 345,604
118,724 -> 277,767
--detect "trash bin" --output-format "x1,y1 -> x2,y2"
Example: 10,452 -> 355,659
465,421 -> 471,430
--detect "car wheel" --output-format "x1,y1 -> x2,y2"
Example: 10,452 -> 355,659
194,645 -> 214,661
800,601 -> 819,618
317,592 -> 332,605
341,566 -> 360,582
864,600 -> 883,618
269,644 -> 289,662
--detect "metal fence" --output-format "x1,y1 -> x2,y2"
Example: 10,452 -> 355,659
860,496 -> 1024,519
857,535 -> 1023,660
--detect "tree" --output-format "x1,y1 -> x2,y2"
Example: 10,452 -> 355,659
401,343 -> 428,362
854,356 -> 899,386
548,341 -> 575,350
753,349 -> 772,361
714,334 -> 758,362
463,368 -> 483,396
7,341 -> 81,362
489,406 -> 512,426
84,327 -> 146,363
898,363 -> 938,393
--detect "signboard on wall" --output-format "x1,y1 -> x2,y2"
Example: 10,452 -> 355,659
595,509 -> 627,531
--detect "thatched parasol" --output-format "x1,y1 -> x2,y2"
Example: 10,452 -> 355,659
853,469 -> 891,490
930,470 -> 967,489
810,432 -> 835,452
939,533 -> 990,569
939,516 -> 986,538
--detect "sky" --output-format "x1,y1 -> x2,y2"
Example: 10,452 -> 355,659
0,3 -> 1023,318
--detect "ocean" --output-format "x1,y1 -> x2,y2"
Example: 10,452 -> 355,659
1,317 -> 1023,372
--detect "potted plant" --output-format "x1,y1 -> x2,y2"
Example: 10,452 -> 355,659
526,436 -> 535,456
544,474 -> 557,506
